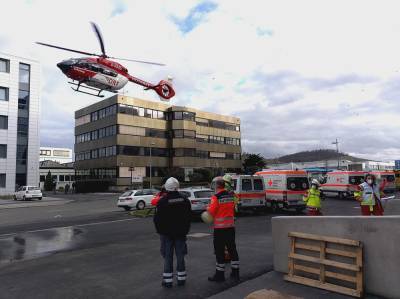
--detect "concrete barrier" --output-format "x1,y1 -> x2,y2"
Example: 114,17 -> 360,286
385,199 -> 400,215
272,216 -> 400,298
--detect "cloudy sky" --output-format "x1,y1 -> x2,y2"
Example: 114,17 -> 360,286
1,0 -> 400,161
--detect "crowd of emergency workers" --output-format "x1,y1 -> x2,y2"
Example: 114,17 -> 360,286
148,172 -> 392,289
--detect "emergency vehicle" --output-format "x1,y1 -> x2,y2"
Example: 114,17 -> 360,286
211,174 -> 266,212
320,171 -> 366,199
255,170 -> 308,213
395,170 -> 400,190
369,171 -> 396,193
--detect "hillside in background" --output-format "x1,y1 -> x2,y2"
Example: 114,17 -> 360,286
265,149 -> 367,164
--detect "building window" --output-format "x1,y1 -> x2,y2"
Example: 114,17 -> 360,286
40,175 -> 45,182
0,116 -> 8,129
0,174 -> 5,188
0,87 -> 9,101
53,150 -> 70,157
18,90 -> 29,110
0,144 -> 7,158
145,109 -> 152,118
59,175 -> 65,182
173,111 -> 183,120
0,59 -> 10,73
196,150 -> 208,159
40,150 -> 51,156
209,152 -> 226,159
19,63 -> 30,90
182,112 -> 195,121
173,130 -> 183,138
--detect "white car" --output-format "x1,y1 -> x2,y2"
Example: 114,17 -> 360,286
117,189 -> 159,211
178,187 -> 213,214
14,186 -> 42,201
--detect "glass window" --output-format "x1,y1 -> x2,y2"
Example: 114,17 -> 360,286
19,63 -> 30,91
209,152 -> 226,159
179,191 -> 191,198
0,115 -> 8,129
0,144 -> 7,158
157,111 -> 164,119
194,190 -> 213,198
182,112 -> 195,121
53,150 -> 70,157
122,191 -> 133,197
59,175 -> 65,182
0,174 -> 6,188
253,179 -> 264,191
196,150 -> 208,159
287,177 -> 309,191
134,190 -> 143,196
138,107 -> 144,117
174,112 -> 183,120
91,111 -> 98,121
0,59 -> 9,73
174,130 -> 184,138
119,125 -> 146,136
152,110 -> 158,119
40,175 -> 45,182
184,130 -> 195,138
145,109 -> 152,118
18,90 -> 29,110
0,87 -> 9,101
349,176 -> 364,185
196,134 -> 208,142
242,178 -> 253,191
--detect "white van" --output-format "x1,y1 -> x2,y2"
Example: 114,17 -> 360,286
320,171 -> 366,199
255,170 -> 308,213
211,174 -> 266,212
370,171 -> 396,194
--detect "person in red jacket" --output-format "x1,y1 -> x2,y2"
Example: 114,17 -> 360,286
207,178 -> 239,282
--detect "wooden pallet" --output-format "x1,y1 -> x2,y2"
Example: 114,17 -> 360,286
284,232 -> 363,298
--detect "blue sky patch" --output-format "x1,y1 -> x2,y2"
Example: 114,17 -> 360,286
172,1 -> 218,33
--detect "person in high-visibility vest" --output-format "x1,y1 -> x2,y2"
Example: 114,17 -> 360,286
207,178 -> 240,282
303,179 -> 322,216
354,173 -> 386,216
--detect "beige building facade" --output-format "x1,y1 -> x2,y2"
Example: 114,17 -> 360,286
74,95 -> 241,190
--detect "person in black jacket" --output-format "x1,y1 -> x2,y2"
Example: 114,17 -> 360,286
154,177 -> 191,288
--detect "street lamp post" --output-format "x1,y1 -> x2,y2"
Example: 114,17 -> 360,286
332,138 -> 340,169
129,166 -> 134,189
149,142 -> 155,188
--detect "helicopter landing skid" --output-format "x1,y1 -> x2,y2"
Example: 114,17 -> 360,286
68,81 -> 110,97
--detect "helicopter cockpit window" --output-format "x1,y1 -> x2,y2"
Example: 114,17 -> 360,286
103,69 -> 117,77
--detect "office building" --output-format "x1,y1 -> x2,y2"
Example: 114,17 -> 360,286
0,53 -> 40,194
74,95 -> 241,190
39,160 -> 75,190
40,147 -> 73,164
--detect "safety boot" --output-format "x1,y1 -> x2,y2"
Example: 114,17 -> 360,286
230,268 -> 240,281
208,270 -> 225,282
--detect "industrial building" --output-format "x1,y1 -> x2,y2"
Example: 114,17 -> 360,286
40,147 -> 73,164
0,53 -> 40,194
74,95 -> 241,190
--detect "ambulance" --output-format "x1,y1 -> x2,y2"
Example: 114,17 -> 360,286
211,174 -> 266,212
255,170 -> 308,213
370,171 -> 396,193
320,171 -> 366,199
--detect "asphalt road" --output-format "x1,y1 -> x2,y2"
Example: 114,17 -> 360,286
0,193 -> 394,299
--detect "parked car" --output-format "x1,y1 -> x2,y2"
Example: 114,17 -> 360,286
117,189 -> 159,211
178,187 -> 213,214
14,186 -> 42,201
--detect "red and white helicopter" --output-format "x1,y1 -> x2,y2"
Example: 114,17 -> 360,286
36,22 -> 175,100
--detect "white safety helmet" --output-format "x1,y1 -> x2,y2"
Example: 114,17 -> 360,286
311,179 -> 320,186
165,177 -> 180,191
201,211 -> 214,224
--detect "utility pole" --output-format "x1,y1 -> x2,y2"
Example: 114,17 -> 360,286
149,142 -> 155,188
332,138 -> 340,169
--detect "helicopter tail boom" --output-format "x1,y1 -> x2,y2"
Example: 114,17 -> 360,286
128,76 -> 175,101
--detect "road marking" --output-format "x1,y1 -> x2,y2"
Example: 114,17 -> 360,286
0,217 -> 138,238
188,233 -> 211,238
0,200 -> 73,210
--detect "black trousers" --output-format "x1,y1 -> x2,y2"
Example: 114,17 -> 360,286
213,227 -> 239,268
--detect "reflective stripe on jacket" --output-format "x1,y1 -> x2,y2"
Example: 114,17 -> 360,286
303,188 -> 321,209
359,182 -> 380,207
207,189 -> 235,229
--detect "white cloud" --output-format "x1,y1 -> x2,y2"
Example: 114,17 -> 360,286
1,0 -> 400,161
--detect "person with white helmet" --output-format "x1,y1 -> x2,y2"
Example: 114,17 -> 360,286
303,179 -> 323,216
153,177 -> 192,288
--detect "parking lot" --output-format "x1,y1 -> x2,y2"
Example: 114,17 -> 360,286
0,192 -> 397,299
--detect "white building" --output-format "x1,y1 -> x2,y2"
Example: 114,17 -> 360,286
0,53 -> 40,194
40,147 -> 73,164
39,160 -> 75,190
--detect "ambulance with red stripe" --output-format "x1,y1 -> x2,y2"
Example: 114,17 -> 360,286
211,175 -> 266,212
369,171 -> 396,193
255,170 -> 308,213
320,171 -> 366,199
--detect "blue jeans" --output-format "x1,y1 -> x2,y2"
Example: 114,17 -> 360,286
160,235 -> 187,283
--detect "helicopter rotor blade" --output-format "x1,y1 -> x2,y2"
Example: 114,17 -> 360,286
36,42 -> 99,56
109,56 -> 165,66
91,22 -> 106,57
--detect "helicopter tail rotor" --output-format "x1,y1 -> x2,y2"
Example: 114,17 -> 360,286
153,79 -> 175,101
